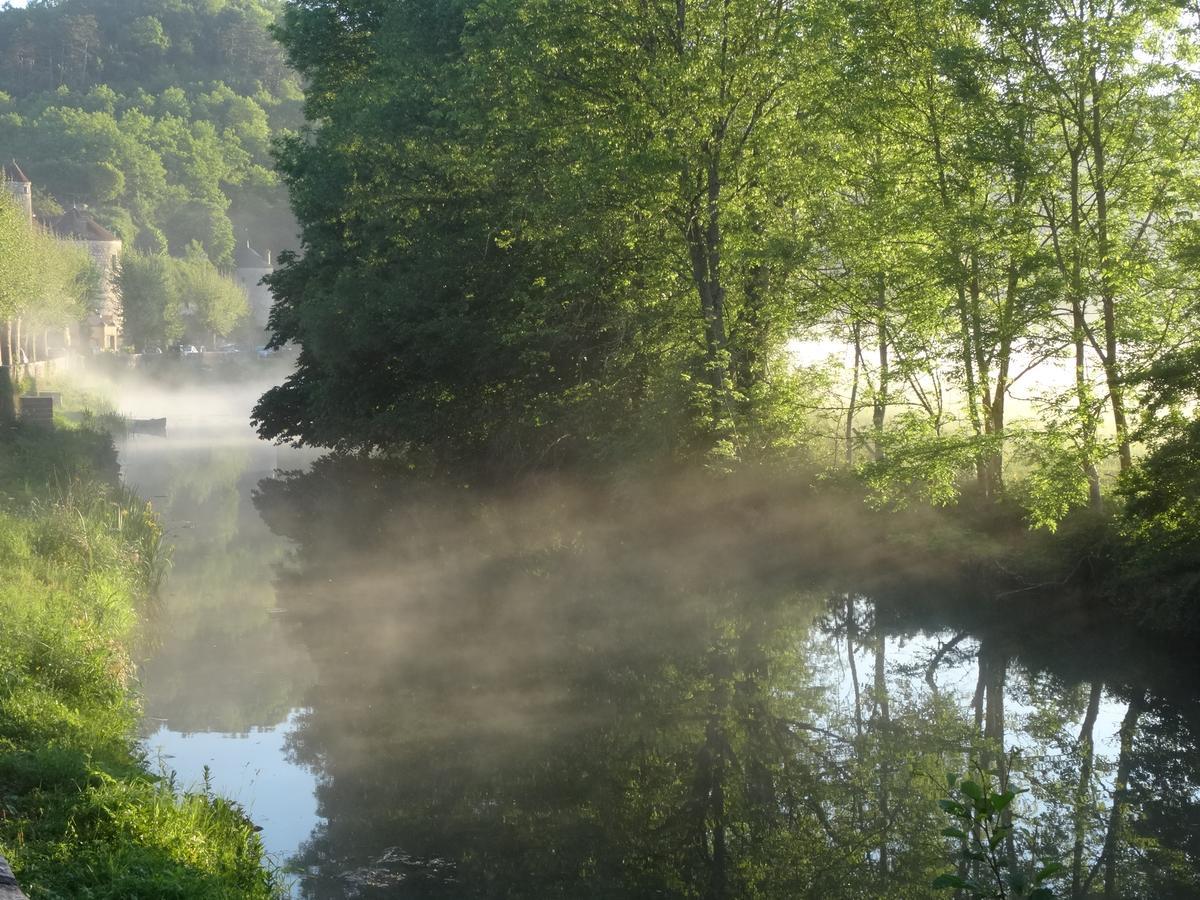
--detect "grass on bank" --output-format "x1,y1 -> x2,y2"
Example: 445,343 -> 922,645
0,421 -> 281,899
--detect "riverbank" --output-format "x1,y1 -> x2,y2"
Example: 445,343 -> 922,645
0,421 -> 281,898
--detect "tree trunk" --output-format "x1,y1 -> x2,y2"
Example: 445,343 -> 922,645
952,275 -> 984,475
736,217 -> 771,393
873,625 -> 891,877
926,83 -> 985,486
1067,145 -> 1103,508
1089,66 -> 1132,472
872,276 -> 888,459
684,147 -> 731,424
1072,681 -> 1103,898
985,260 -> 1019,497
846,323 -> 861,466
969,252 -> 997,496
1102,691 -> 1145,898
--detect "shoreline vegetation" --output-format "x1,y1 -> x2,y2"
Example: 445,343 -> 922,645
0,409 -> 281,899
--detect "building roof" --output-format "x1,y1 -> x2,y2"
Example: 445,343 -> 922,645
3,160 -> 30,184
52,207 -> 120,243
235,240 -> 271,269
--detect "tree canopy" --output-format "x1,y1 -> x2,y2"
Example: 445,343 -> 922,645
0,193 -> 93,364
255,0 -> 1200,518
0,0 -> 302,265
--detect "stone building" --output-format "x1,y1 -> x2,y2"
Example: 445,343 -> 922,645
51,206 -> 123,350
2,160 -> 33,225
235,240 -> 275,330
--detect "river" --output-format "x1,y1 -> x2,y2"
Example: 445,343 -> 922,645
113,367 -> 1200,899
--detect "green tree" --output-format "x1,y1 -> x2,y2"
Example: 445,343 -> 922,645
172,243 -> 247,345
0,0 -> 303,264
0,194 -> 37,366
175,244 -> 248,343
118,250 -> 183,350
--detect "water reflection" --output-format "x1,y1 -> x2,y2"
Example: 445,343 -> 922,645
254,463 -> 1200,899
105,365 -> 1200,899
119,382 -> 315,734
114,370 -> 321,877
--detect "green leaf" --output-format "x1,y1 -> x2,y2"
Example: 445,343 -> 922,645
991,789 -> 1017,813
960,779 -> 984,801
939,799 -> 969,816
941,827 -> 968,841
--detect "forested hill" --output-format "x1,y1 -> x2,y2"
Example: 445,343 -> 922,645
0,0 -> 301,265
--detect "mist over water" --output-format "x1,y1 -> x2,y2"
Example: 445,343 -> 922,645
102,363 -> 1200,899
108,361 -> 321,878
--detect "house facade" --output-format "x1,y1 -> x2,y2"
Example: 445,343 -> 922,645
2,160 -> 33,225
235,240 -> 275,330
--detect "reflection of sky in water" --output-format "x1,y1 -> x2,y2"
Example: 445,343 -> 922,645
144,710 -> 320,895
113,366 -> 320,894
839,635 -> 1125,753
835,634 -> 1127,793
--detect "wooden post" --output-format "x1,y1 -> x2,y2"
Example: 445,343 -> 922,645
0,367 -> 15,425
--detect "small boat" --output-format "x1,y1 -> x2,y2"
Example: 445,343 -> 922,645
129,417 -> 167,437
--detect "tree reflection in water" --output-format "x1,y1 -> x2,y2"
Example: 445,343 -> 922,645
126,428 -> 314,737
254,462 -> 1200,899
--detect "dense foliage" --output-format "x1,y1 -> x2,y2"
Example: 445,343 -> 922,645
0,193 -> 94,364
258,0 -> 1200,512
119,245 -> 250,349
0,0 -> 302,265
1115,348 -> 1200,629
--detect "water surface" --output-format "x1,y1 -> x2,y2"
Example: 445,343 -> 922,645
116,370 -> 1200,899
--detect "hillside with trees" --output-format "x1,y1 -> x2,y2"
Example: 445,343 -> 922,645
0,0 -> 301,267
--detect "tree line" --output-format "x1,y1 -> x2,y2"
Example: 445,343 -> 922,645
118,245 -> 250,351
256,0 -> 1200,526
0,195 -> 93,366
